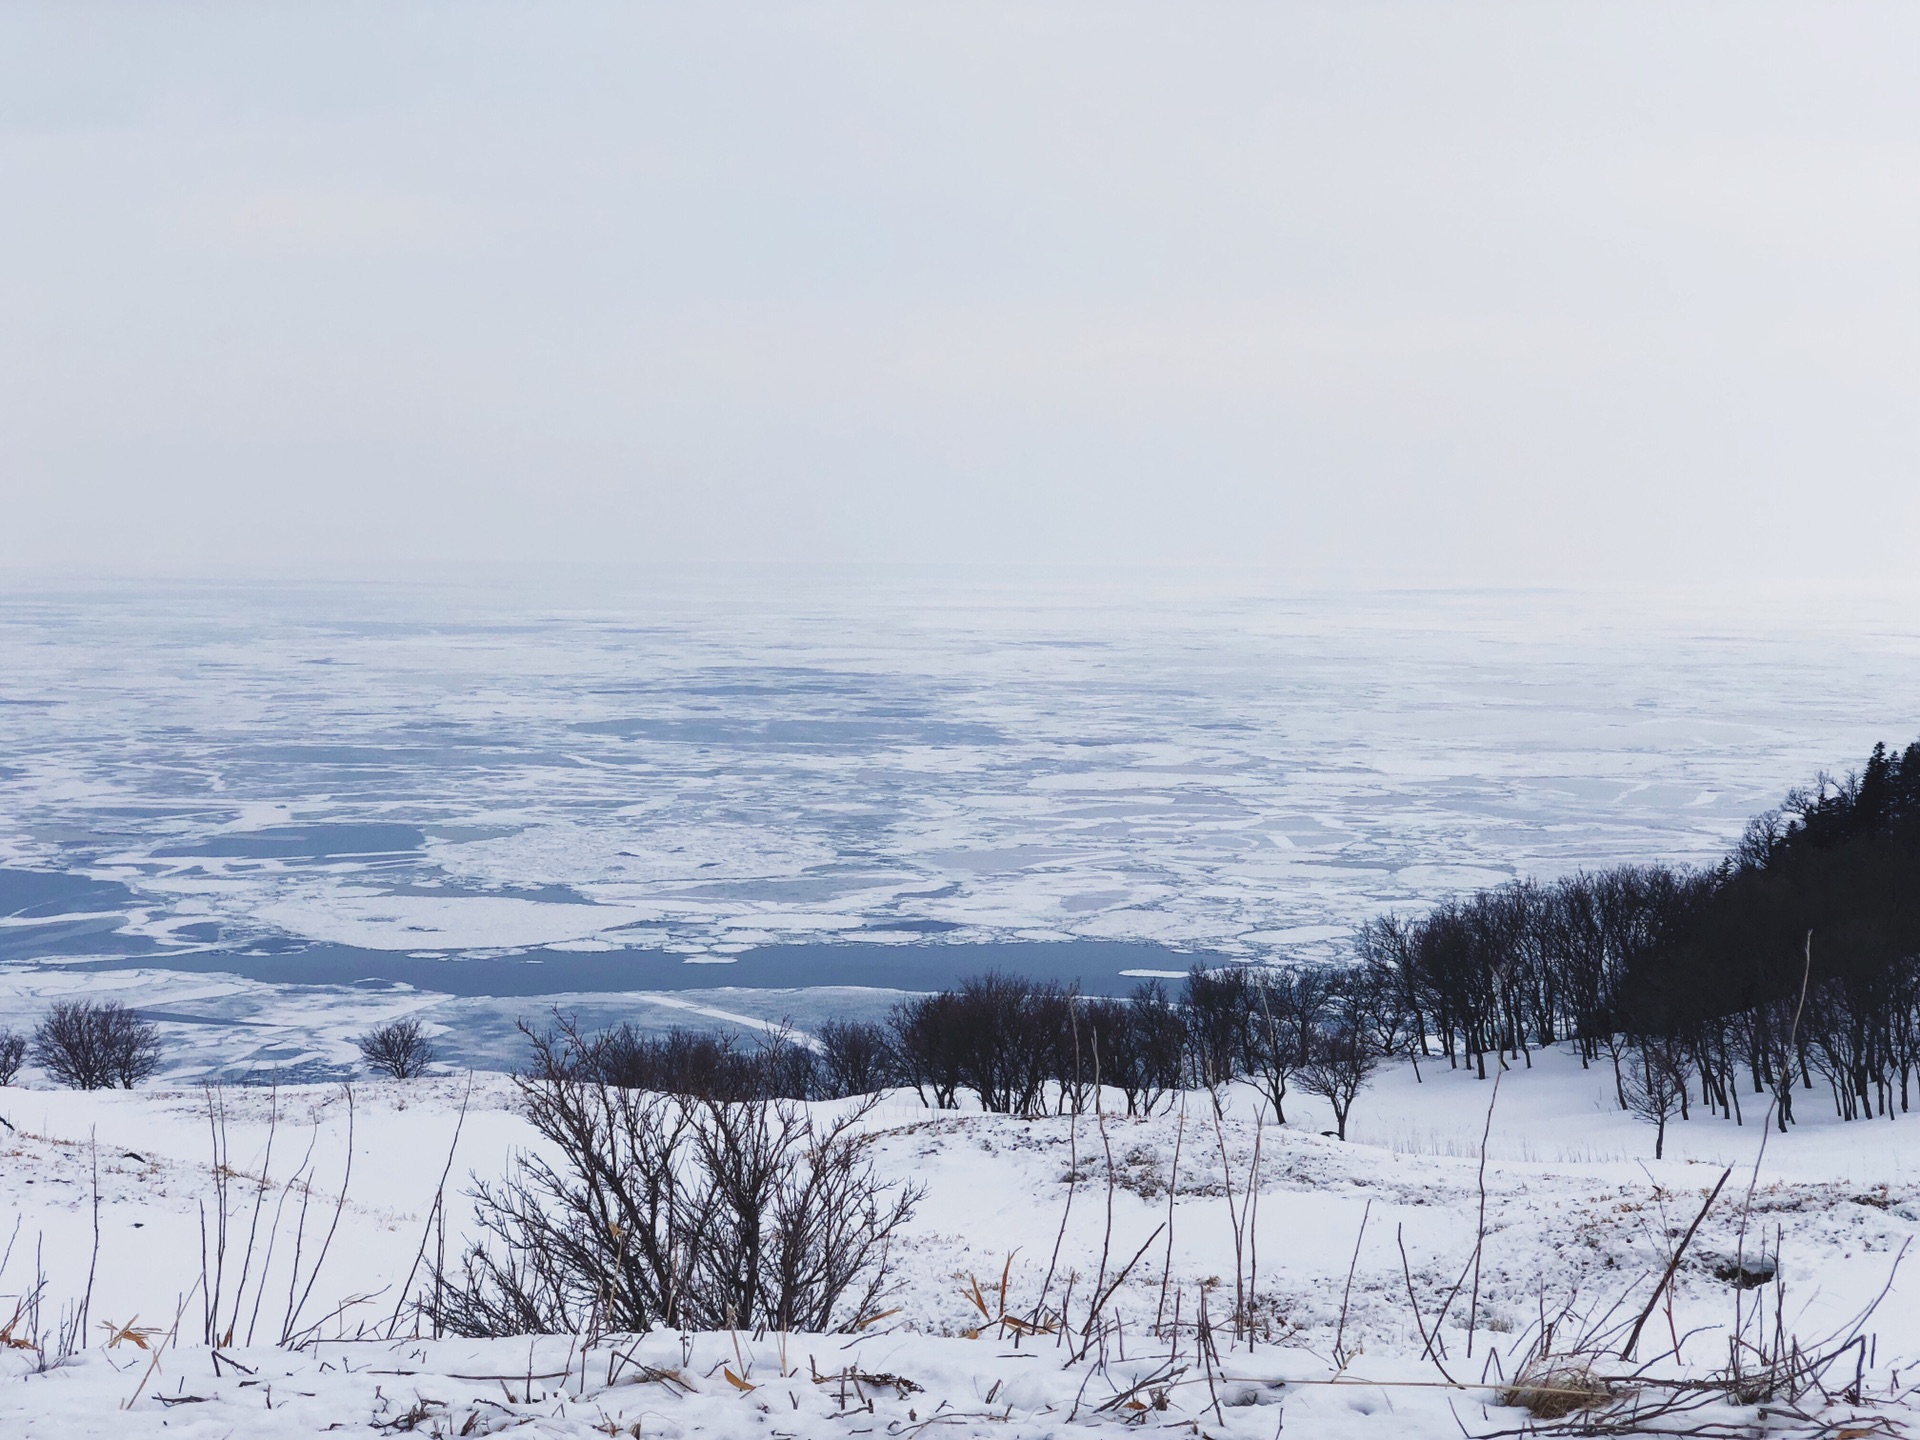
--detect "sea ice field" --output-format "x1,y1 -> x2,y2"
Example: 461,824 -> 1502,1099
1,570 -> 1917,1076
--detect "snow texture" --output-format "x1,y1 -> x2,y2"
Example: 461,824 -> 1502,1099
2,1048 -> 1916,1437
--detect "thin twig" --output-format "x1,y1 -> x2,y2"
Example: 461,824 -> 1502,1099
1156,1092 -> 1186,1336
1083,1029 -> 1116,1345
80,1131 -> 100,1345
1466,1064 -> 1502,1357
282,1084 -> 355,1344
225,1081 -> 280,1345
1333,1198 -> 1372,1368
1075,1222 -> 1166,1361
1619,1167 -> 1730,1360
1398,1224 -> 1456,1383
121,1276 -> 203,1411
1209,1092 -> 1247,1331
387,1071 -> 474,1338
1033,1008 -> 1082,1327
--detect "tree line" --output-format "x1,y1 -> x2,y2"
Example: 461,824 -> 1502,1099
560,965 -> 1384,1139
595,734 -> 1920,1143
1363,736 -> 1920,1132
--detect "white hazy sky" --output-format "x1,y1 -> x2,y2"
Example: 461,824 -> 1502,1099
1,3 -> 1915,587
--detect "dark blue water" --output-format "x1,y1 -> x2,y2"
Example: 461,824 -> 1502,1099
153,823 -> 427,860
65,938 -> 1217,998
4,862 -> 1220,995
0,868 -> 141,917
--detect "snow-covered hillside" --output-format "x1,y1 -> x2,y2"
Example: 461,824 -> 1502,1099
3,1049 -> 1915,1437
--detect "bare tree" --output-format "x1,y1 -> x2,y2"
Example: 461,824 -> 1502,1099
430,1017 -> 921,1338
1083,982 -> 1185,1117
1245,968 -> 1329,1124
358,1017 -> 437,1079
1624,1038 -> 1688,1159
1180,964 -> 1253,1094
32,1000 -> 162,1090
890,991 -> 965,1109
0,1027 -> 24,1086
1125,979 -> 1187,1117
1296,1024 -> 1379,1141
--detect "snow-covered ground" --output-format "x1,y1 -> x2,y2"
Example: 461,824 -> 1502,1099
4,1047 -> 1916,1437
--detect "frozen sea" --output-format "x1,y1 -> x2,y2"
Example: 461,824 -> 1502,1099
1,569 -> 1914,1074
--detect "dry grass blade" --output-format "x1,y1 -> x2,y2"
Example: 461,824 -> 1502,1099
962,1274 -> 990,1321
959,1269 -> 1053,1338
0,1302 -> 38,1352
98,1316 -> 162,1350
120,1275 -> 203,1411
1093,1357 -> 1188,1415
808,1367 -> 923,1398
631,1365 -> 693,1394
1497,1359 -> 1618,1421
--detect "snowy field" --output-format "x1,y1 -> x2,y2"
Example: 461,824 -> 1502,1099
3,1048 -> 1916,1437
3,573 -> 1919,1071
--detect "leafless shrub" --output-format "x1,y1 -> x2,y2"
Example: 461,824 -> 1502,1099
816,1019 -> 898,1098
357,1018 -> 436,1080
889,974 -> 1081,1116
890,974 -> 1186,1116
428,1017 -> 921,1339
1118,980 -> 1187,1116
759,1027 -> 822,1100
31,1000 -> 162,1089
0,1027 -> 25,1086
584,1022 -> 817,1099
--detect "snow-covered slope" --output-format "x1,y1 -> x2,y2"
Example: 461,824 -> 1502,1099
3,1050 -> 1916,1437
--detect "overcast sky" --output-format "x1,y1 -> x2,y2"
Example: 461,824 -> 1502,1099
1,3 -> 1915,589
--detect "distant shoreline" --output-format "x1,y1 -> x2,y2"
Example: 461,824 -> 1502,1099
49,936 -> 1231,1000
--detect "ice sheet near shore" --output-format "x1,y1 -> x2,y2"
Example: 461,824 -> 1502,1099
3,1046 -> 1917,1437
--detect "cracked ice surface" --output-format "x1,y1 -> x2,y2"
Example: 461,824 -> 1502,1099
1,571 -> 1915,988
